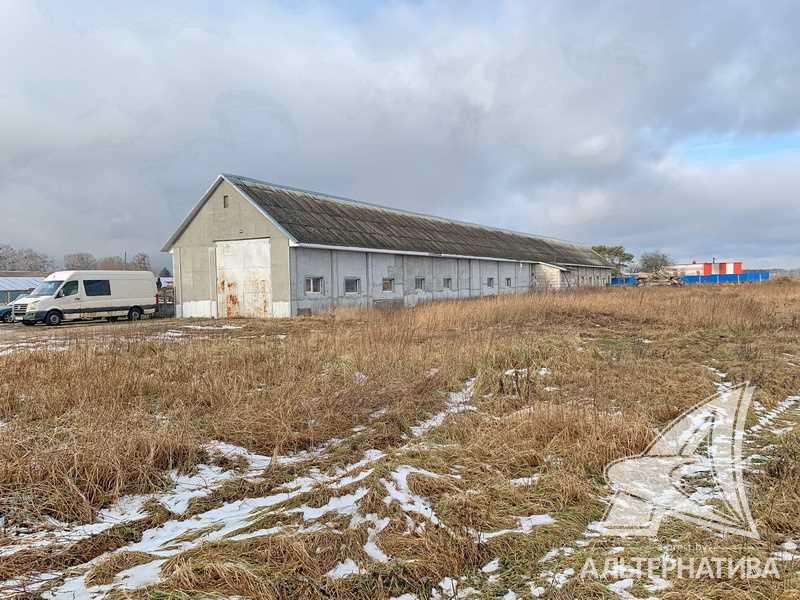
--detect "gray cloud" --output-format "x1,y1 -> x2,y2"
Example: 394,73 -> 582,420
1,0 -> 799,269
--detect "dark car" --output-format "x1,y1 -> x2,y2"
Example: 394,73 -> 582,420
0,305 -> 14,323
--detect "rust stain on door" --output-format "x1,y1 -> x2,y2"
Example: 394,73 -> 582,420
215,239 -> 272,319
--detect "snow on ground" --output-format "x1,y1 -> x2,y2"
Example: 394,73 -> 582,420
469,514 -> 555,543
0,338 -> 70,356
10,363 -> 798,599
10,381 -> 485,597
510,474 -> 540,487
182,324 -> 243,330
326,558 -> 366,579
0,440 -> 273,559
409,379 -> 476,437
749,395 -> 800,434
494,366 -> 800,600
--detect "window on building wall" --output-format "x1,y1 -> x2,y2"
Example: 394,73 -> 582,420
382,278 -> 394,292
443,277 -> 453,290
223,195 -> 229,208
505,277 -> 512,287
414,276 -> 425,290
344,278 -> 360,294
304,277 -> 323,294
487,277 -> 495,288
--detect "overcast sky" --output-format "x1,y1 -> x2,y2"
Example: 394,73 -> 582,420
2,1 -> 799,269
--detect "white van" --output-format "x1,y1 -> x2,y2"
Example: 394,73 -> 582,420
13,271 -> 157,326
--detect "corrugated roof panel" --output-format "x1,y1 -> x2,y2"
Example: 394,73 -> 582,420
228,176 -> 610,268
0,277 -> 43,292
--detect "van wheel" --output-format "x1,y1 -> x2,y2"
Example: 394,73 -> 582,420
3,313 -> 14,323
45,311 -> 63,326
127,307 -> 143,321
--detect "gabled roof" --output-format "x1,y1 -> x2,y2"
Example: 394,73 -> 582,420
163,174 -> 611,268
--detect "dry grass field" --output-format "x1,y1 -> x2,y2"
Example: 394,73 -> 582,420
1,281 -> 799,599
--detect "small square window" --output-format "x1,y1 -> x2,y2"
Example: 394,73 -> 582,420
414,276 -> 425,291
443,277 -> 452,290
223,195 -> 229,208
344,278 -> 360,294
304,277 -> 323,294
487,277 -> 495,288
382,278 -> 394,292
505,277 -> 512,287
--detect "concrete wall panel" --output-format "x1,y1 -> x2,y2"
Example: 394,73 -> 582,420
171,179 -> 290,317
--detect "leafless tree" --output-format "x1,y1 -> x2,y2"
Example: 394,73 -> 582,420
130,253 -> 151,272
97,255 -> 127,270
0,244 -> 54,272
64,253 -> 98,269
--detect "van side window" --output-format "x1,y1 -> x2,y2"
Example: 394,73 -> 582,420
84,280 -> 111,296
61,281 -> 79,297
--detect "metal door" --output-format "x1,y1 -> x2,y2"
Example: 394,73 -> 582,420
215,239 -> 272,318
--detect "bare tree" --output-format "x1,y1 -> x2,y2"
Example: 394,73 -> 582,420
130,253 -> 151,272
64,253 -> 98,269
97,255 -> 127,270
0,244 -> 54,271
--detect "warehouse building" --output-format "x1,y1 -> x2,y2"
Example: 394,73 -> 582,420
162,174 -> 613,318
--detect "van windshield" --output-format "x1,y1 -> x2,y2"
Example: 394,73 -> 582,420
29,281 -> 64,297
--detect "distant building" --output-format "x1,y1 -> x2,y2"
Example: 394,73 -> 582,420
665,260 -> 743,277
162,174 -> 613,318
0,273 -> 44,305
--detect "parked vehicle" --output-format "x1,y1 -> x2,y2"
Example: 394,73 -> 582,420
1,304 -> 14,323
1,293 -> 28,324
13,271 -> 157,326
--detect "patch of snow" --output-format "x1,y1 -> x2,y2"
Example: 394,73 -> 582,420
750,395 -> 800,434
470,514 -> 554,541
772,541 -> 799,562
352,513 -> 390,562
410,379 -> 476,437
607,578 -> 637,599
481,558 -> 500,573
291,487 -> 369,521
382,466 -> 446,525
326,558 -> 365,579
540,567 -> 574,589
510,474 -> 540,487
771,425 -> 794,436
183,324 -> 242,330
644,576 -> 671,592
538,546 -> 574,563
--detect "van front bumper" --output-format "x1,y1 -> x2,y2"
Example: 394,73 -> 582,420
22,311 -> 47,323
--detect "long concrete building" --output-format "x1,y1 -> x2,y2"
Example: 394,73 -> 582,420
162,174 -> 613,318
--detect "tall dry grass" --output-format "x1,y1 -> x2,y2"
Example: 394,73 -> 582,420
0,281 -> 797,546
